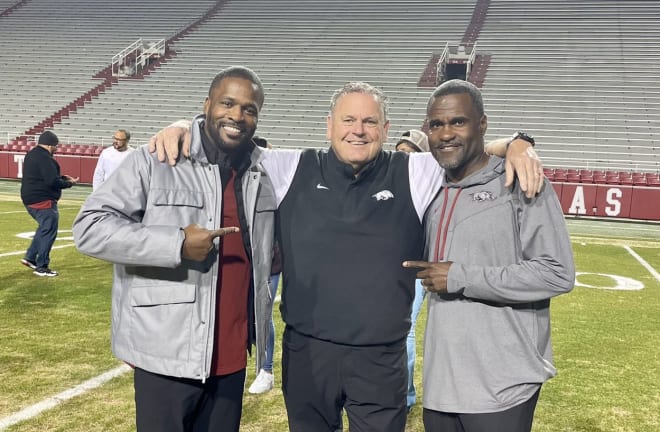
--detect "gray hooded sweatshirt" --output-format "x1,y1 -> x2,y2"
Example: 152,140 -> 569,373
423,155 -> 575,413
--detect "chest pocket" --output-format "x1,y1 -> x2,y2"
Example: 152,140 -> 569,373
450,192 -> 521,266
255,192 -> 277,212
151,189 -> 204,208
145,189 -> 206,226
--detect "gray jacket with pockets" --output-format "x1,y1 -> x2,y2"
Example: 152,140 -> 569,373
423,155 -> 575,413
73,115 -> 276,380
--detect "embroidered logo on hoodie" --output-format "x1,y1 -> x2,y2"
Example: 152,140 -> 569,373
471,191 -> 496,202
372,190 -> 394,201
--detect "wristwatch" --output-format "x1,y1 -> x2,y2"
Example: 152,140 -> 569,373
510,131 -> 535,147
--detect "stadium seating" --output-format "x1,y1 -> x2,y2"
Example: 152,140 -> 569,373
477,0 -> 660,173
0,0 -> 658,177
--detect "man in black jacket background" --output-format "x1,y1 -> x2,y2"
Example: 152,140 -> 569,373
20,131 -> 78,277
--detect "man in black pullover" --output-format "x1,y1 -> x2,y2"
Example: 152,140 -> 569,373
20,131 -> 78,277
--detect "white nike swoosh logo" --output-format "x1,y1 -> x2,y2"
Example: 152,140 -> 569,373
316,183 -> 329,190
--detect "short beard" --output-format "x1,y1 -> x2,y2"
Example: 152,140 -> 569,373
204,124 -> 248,155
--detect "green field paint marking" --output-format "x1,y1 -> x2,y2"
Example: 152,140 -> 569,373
623,245 -> 660,283
0,364 -> 131,430
575,272 -> 644,291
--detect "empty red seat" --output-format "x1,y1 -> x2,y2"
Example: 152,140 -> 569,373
633,176 -> 647,186
620,176 -> 634,185
553,171 -> 567,182
647,177 -> 660,186
580,174 -> 594,184
605,175 -> 620,185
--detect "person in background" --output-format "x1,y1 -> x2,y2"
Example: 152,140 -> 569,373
248,241 -> 282,394
73,66 -> 276,432
247,135 -> 281,395
394,129 -> 430,413
20,130 -> 78,277
92,129 -> 134,190
404,79 -> 575,432
149,80 -> 544,431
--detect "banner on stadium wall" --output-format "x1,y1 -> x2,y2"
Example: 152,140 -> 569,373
1,151 -> 659,221
558,183 -> 634,219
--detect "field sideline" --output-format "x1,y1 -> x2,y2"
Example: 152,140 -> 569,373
0,180 -> 658,432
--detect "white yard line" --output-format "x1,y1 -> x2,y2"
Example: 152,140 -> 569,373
624,245 -> 660,283
0,364 -> 131,430
0,243 -> 76,258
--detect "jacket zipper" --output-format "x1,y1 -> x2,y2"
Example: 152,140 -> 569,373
202,163 -> 221,383
433,188 -> 462,262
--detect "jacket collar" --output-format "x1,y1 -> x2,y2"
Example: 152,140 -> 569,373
327,146 -> 383,182
444,155 -> 505,188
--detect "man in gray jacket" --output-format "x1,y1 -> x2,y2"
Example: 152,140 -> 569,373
73,66 -> 276,432
404,80 -> 575,432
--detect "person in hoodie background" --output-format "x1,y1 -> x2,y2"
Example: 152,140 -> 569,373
404,79 -> 575,432
394,129 -> 430,413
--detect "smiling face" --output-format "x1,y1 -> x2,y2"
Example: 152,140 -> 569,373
426,92 -> 488,181
203,76 -> 261,152
326,92 -> 390,173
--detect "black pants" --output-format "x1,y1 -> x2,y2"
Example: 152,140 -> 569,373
282,327 -> 407,432
423,388 -> 541,432
134,367 -> 246,432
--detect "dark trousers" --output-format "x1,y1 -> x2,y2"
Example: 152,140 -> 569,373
134,367 -> 246,432
25,203 -> 59,268
423,388 -> 541,432
282,327 -> 407,432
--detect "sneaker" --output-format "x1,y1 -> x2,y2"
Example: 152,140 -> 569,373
21,258 -> 37,269
248,369 -> 274,394
33,267 -> 59,277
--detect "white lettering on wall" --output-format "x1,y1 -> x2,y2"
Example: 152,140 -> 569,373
13,154 -> 25,178
568,186 -> 586,214
605,188 -> 622,216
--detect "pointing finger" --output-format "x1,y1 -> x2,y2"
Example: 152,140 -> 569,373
209,227 -> 240,239
402,260 -> 432,269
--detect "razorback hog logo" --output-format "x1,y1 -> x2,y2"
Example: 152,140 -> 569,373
471,191 -> 496,202
372,190 -> 394,201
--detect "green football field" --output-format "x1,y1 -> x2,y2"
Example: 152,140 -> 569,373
0,180 -> 658,432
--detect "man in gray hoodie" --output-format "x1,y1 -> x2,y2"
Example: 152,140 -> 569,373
404,80 -> 575,432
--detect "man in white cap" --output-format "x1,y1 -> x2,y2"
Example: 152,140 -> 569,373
395,129 -> 430,154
